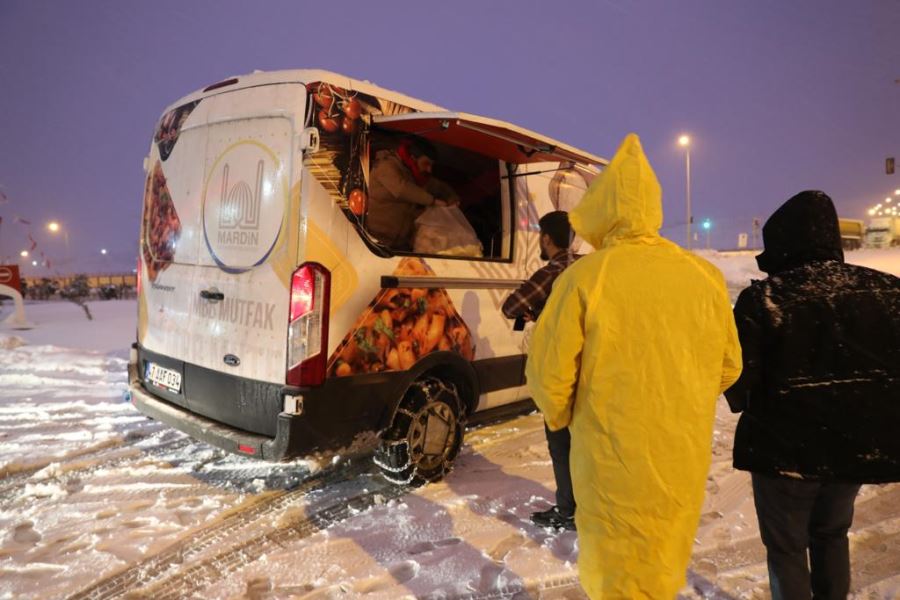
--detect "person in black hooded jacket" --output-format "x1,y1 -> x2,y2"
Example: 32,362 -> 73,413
725,190 -> 900,600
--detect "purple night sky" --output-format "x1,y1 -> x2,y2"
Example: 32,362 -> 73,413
1,1 -> 898,275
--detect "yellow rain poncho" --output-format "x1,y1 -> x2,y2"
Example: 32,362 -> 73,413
526,134 -> 742,598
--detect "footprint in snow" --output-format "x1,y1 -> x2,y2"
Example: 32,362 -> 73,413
353,560 -> 419,593
407,537 -> 462,555
487,533 -> 526,563
477,561 -> 508,592
12,521 -> 41,544
546,529 -> 578,558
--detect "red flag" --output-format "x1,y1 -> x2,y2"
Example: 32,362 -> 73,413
28,234 -> 38,251
14,216 -> 32,225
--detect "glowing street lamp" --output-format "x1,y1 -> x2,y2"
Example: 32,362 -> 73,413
678,135 -> 692,249
100,248 -> 107,255
20,250 -> 29,258
702,218 -> 712,249
46,220 -> 70,266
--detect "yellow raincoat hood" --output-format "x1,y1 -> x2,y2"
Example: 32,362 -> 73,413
569,133 -> 662,249
526,134 -> 742,598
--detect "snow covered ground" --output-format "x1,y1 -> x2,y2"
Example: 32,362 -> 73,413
0,250 -> 898,599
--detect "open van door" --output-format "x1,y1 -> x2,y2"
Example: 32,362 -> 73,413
371,112 -> 606,167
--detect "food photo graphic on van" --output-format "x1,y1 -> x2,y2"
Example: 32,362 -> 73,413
142,162 -> 181,282
129,69 -> 607,484
328,258 -> 475,378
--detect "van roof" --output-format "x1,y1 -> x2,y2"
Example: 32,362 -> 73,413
165,69 -> 607,167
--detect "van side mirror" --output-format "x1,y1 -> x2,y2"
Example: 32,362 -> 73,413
300,127 -> 320,154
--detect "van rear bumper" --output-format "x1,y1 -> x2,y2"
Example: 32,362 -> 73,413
129,381 -> 281,458
128,354 -> 405,461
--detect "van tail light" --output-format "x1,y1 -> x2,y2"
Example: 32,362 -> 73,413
136,257 -> 143,296
287,263 -> 331,387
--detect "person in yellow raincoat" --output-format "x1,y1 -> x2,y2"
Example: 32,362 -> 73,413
526,133 -> 742,598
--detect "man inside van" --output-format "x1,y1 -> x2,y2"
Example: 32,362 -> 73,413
367,136 -> 460,250
502,210 -> 580,531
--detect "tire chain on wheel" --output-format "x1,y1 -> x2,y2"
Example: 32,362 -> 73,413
374,377 -> 466,486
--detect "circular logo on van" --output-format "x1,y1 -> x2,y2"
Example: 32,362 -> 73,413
202,141 -> 285,273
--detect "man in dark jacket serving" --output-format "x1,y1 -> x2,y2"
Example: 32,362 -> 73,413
725,190 -> 900,600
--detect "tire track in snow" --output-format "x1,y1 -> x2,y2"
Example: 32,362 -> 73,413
440,569 -> 738,599
444,574 -> 583,599
0,433 -> 191,505
66,459 -> 393,600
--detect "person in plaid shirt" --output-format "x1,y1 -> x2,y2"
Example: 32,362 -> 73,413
502,210 -> 581,530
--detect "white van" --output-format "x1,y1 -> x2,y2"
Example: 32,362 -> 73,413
129,69 -> 605,483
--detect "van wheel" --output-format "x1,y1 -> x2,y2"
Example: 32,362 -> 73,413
374,377 -> 464,486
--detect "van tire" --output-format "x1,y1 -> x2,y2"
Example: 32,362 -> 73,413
374,377 -> 464,486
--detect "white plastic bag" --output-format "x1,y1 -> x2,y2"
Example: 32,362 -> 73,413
413,206 -> 483,257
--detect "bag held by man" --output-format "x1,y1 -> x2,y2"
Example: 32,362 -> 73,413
413,205 -> 483,256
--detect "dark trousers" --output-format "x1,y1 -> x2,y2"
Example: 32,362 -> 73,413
751,472 -> 861,600
545,423 -> 575,516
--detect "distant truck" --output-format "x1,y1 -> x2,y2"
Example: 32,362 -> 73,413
838,218 -> 865,250
865,216 -> 900,249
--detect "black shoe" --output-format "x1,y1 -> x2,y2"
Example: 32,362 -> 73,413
530,506 -> 575,531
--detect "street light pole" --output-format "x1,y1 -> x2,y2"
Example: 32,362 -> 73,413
679,135 -> 692,249
47,221 -> 70,272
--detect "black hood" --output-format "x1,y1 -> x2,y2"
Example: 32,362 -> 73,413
756,190 -> 845,274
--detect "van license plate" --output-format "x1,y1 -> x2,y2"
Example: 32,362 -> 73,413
146,362 -> 182,393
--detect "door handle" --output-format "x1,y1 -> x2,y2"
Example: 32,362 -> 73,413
200,289 -> 225,302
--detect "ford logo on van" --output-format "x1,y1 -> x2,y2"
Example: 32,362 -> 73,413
223,354 -> 241,367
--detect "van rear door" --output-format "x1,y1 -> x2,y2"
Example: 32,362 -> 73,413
140,83 -> 304,434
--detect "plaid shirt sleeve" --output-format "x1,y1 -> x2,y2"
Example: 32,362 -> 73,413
501,261 -> 566,319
